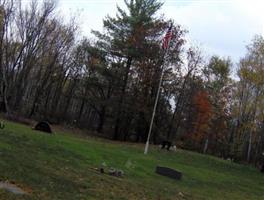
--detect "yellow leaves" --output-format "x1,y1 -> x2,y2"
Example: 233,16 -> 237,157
239,66 -> 264,86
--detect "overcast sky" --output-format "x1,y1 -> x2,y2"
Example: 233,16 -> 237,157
56,0 -> 264,63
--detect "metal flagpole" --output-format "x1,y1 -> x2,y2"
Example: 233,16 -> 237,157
144,25 -> 172,154
144,64 -> 165,154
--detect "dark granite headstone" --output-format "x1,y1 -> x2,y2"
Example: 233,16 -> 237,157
34,121 -> 52,133
156,166 -> 182,180
261,164 -> 264,173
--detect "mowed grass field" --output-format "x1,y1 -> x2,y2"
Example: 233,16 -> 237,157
0,120 -> 263,200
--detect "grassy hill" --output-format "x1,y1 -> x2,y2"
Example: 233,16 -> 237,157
0,120 -> 263,200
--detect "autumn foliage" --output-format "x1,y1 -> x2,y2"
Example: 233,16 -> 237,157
191,90 -> 212,143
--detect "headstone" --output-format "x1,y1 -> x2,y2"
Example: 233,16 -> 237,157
99,167 -> 104,173
161,141 -> 172,151
0,121 -> 4,129
171,145 -> 177,151
128,134 -> 137,142
108,168 -> 124,177
34,121 -> 52,133
261,164 -> 264,173
0,182 -> 27,195
156,166 -> 182,180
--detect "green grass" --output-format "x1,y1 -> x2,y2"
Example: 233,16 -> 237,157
0,120 -> 263,199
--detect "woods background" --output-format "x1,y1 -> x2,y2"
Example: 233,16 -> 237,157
0,0 -> 264,165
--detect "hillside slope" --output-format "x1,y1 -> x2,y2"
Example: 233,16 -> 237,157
0,121 -> 263,200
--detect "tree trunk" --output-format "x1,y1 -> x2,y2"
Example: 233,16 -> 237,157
166,73 -> 190,140
113,56 -> 132,140
203,138 -> 209,154
78,98 -> 85,121
62,79 -> 78,120
247,132 -> 252,163
97,106 -> 106,133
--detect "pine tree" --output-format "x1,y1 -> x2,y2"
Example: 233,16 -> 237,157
92,0 -> 165,140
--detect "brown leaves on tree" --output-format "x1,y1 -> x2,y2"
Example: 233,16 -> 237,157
191,90 -> 212,142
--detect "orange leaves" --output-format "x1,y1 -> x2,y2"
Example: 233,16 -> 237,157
193,91 -> 212,118
191,90 -> 212,141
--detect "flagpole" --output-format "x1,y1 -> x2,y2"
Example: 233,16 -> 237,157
144,25 -> 172,154
144,64 -> 165,154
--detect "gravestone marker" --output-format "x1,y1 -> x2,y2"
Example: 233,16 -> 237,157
261,164 -> 264,173
161,141 -> 171,150
156,166 -> 182,180
34,121 -> 52,133
0,182 -> 27,195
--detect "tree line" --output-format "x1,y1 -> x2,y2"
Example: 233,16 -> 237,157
0,0 -> 263,165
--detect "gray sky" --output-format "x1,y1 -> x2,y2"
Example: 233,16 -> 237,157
57,0 -> 264,63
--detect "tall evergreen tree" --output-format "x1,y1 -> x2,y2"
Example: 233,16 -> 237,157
93,0 -> 165,139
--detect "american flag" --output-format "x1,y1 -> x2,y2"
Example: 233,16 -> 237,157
162,24 -> 173,50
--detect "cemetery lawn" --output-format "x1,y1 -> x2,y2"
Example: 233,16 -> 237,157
0,121 -> 263,200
